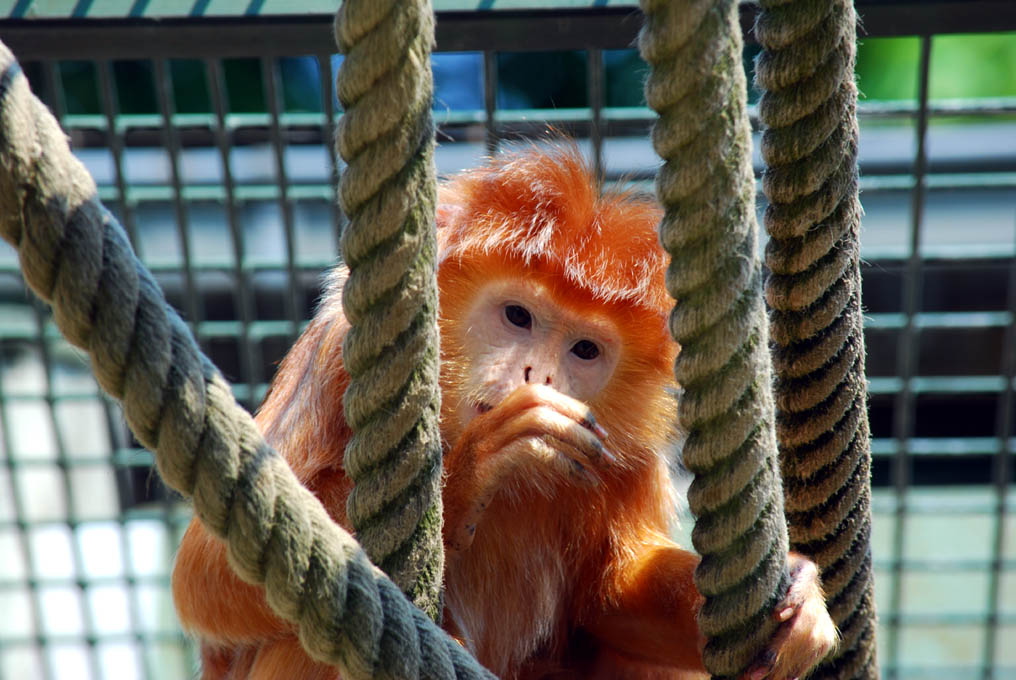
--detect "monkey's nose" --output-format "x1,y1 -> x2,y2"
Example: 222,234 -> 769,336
523,366 -> 552,385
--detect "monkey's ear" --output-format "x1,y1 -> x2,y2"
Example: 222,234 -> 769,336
434,200 -> 465,268
436,180 -> 470,230
436,202 -> 465,230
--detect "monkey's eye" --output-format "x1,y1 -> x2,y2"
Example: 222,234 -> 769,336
504,305 -> 532,329
571,340 -> 600,360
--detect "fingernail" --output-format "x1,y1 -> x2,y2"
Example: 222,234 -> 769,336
778,606 -> 795,622
581,418 -> 609,440
572,459 -> 599,485
600,446 -> 617,464
571,459 -> 594,482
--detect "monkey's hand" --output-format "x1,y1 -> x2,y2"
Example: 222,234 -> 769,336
746,552 -> 838,680
443,384 -> 613,552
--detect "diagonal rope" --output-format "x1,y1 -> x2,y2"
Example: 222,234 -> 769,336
755,1 -> 879,678
0,40 -> 495,680
639,1 -> 791,677
334,0 -> 445,622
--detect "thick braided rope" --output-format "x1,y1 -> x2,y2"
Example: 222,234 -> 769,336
755,1 -> 878,677
639,1 -> 791,677
333,0 -> 444,621
0,42 -> 495,680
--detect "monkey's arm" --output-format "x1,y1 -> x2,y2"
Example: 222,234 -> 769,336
585,545 -> 837,680
172,519 -> 289,643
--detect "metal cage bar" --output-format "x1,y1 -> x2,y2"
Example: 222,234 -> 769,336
886,35 -> 933,679
983,210 -> 1016,678
96,59 -> 141,253
204,56 -> 261,410
153,57 -> 202,330
261,55 -> 302,343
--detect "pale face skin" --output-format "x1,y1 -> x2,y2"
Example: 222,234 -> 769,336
453,278 -> 622,430
441,277 -> 621,553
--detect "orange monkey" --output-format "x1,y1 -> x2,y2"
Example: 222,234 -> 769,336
172,145 -> 837,679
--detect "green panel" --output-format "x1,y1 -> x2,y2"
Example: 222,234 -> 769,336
856,37 -> 922,102
931,32 -> 1016,99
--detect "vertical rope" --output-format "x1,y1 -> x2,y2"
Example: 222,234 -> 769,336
755,1 -> 879,677
639,2 -> 791,677
333,0 -> 445,621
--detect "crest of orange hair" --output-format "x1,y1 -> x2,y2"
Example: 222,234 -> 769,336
436,143 -> 670,314
435,143 -> 679,455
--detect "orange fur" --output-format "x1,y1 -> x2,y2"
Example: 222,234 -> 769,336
171,144 -> 834,680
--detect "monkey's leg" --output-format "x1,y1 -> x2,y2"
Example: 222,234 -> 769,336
584,544 -> 705,672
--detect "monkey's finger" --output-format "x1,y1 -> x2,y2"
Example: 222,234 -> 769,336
499,435 -> 602,486
497,405 -> 613,466
502,384 -> 610,444
585,419 -> 610,441
551,439 -> 601,486
533,384 -> 610,443
747,653 -> 775,680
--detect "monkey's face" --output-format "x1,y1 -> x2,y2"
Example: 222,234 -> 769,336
449,277 -> 621,433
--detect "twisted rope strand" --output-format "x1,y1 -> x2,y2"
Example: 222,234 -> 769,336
0,41 -> 495,680
334,0 -> 445,621
756,1 -> 879,678
639,1 -> 791,677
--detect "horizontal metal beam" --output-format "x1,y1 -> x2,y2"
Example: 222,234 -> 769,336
1,1 -> 1014,61
853,0 -> 1016,38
